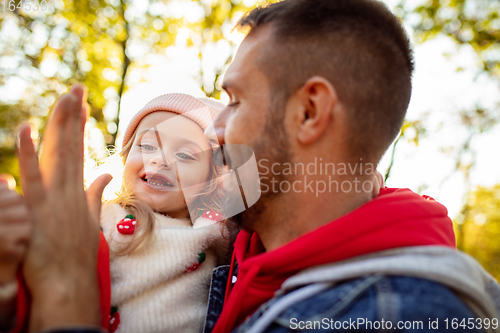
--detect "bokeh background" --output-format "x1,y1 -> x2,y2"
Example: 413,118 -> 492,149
1,0 -> 499,279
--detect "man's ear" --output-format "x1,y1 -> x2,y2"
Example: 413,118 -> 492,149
294,76 -> 338,145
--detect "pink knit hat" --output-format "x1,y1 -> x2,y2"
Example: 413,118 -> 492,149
122,93 -> 223,148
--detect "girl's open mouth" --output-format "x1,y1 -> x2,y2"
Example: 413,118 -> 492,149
141,173 -> 176,189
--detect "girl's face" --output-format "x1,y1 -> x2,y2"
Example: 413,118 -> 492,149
123,112 -> 212,218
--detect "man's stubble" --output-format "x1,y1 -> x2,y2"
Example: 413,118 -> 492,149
229,96 -> 292,231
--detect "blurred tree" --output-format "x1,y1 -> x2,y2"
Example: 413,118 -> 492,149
384,119 -> 427,182
411,0 -> 500,77
0,0 -> 259,187
399,0 -> 500,279
0,103 -> 30,186
385,0 -> 500,182
411,0 -> 500,157
455,184 -> 500,280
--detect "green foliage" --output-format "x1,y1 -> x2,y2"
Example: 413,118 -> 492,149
388,0 -> 500,160
412,0 -> 500,77
0,101 -> 31,191
455,185 -> 500,280
407,0 -> 500,278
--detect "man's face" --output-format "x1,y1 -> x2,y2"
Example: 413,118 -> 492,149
214,29 -> 271,153
212,26 -> 291,228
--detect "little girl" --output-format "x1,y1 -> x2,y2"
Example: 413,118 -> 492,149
98,93 -> 229,333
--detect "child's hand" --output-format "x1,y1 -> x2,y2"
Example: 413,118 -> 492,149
0,174 -> 31,285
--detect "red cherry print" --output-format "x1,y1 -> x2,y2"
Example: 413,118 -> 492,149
201,210 -> 223,222
117,214 -> 137,235
185,252 -> 206,273
109,312 -> 120,332
185,262 -> 201,272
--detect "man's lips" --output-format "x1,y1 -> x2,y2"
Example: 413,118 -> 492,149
140,172 -> 177,189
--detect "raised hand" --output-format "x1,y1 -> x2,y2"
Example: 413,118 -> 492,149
17,85 -> 111,332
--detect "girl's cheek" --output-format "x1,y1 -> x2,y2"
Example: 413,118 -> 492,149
178,172 -> 194,188
179,166 -> 207,187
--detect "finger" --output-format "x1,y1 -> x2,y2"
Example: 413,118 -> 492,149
83,101 -> 91,161
17,125 -> 47,210
0,174 -> 16,190
0,223 -> 32,247
39,92 -> 80,189
66,84 -> 87,192
86,174 -> 112,224
0,189 -> 23,207
82,101 -> 91,131
0,205 -> 30,223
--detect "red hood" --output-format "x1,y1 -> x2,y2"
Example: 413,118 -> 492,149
212,188 -> 456,332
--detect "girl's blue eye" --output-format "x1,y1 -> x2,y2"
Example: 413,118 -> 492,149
177,152 -> 194,160
139,144 -> 156,151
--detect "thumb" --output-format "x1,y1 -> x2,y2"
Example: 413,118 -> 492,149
87,174 -> 113,223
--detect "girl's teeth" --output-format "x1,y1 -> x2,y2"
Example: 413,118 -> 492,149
148,181 -> 173,187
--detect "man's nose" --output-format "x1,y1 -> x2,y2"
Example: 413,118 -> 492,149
205,108 -> 227,146
149,154 -> 170,169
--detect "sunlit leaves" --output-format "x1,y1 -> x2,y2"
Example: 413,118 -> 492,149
412,0 -> 500,76
408,1 -> 500,280
455,185 -> 500,280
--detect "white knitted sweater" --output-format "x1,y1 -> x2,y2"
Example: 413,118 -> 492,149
100,203 -> 229,333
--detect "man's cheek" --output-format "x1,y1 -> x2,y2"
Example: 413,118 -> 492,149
224,115 -> 243,144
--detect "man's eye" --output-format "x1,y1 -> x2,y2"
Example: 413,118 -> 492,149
177,152 -> 194,160
138,144 -> 156,151
228,101 -> 239,107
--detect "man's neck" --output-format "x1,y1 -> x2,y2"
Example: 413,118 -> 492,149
256,174 -> 374,252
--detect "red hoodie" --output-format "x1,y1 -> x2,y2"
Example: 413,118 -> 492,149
212,188 -> 456,333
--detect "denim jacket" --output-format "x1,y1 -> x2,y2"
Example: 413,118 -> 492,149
233,275 -> 483,333
204,246 -> 500,333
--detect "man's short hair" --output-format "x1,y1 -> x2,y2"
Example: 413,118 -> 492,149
237,0 -> 414,162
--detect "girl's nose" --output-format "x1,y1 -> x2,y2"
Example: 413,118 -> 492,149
149,154 -> 171,169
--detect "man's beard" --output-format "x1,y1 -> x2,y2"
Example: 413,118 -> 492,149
229,102 -> 291,230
